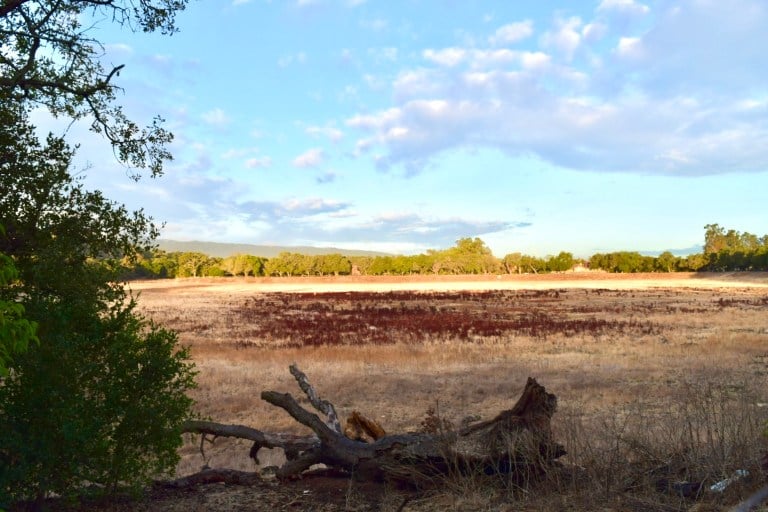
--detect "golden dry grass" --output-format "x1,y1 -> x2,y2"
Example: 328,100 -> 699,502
130,273 -> 768,511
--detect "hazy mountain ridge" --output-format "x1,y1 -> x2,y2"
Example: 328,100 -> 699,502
156,240 -> 391,258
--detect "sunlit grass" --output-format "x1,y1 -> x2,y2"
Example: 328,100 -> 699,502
134,276 -> 768,510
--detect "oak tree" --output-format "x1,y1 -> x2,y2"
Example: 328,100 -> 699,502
1,0 -> 188,178
0,103 -> 196,506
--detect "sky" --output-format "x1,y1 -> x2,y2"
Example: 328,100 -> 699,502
43,0 -> 768,257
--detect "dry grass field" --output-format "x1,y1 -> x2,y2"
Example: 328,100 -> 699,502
103,272 -> 768,511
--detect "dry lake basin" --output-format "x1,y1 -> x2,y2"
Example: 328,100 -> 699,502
122,272 -> 768,511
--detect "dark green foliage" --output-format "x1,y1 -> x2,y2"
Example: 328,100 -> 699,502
589,251 -> 656,273
0,104 -> 196,506
0,295 -> 194,502
545,251 -> 575,272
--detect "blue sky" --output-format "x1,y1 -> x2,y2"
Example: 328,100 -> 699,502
49,0 -> 768,257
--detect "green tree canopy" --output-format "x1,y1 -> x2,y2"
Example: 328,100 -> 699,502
1,0 -> 188,177
702,224 -> 768,270
545,251 -> 574,272
0,75 -> 195,507
1,3 -> 198,504
0,236 -> 37,376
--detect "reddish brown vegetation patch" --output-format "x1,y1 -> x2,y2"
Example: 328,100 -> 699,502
220,289 -> 679,348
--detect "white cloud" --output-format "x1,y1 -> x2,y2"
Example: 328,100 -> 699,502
581,22 -> 607,42
245,156 -> 272,169
386,126 -> 409,139
616,37 -> 642,59
104,43 -> 133,55
306,124 -> 344,142
520,51 -> 551,70
471,49 -> 518,67
340,0 -> 768,177
282,197 -> 346,214
423,47 -> 467,67
393,70 -> 443,100
201,108 -> 231,127
347,108 -> 401,130
541,16 -> 582,61
292,148 -> 325,168
489,20 -> 534,45
423,48 -> 535,70
598,0 -> 650,17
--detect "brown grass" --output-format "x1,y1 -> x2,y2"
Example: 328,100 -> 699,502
131,274 -> 768,511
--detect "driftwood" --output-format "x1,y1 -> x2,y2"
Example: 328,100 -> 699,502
182,365 -> 565,484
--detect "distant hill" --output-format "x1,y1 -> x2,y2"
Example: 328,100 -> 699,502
155,240 -> 391,258
641,245 -> 703,257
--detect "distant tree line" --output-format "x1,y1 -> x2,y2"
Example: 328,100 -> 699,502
700,223 -> 768,271
120,226 -> 768,280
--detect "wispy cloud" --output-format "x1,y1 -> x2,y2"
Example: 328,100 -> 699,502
598,0 -> 650,17
201,108 -> 231,128
292,148 -> 325,168
489,20 -> 534,45
245,156 -> 273,169
243,197 -> 351,221
306,124 -> 344,142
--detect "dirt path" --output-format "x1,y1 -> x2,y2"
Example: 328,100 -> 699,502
127,271 -> 768,296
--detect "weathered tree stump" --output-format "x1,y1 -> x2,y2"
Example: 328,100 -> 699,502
182,365 -> 565,485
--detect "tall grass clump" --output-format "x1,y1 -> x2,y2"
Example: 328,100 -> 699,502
555,376 -> 767,509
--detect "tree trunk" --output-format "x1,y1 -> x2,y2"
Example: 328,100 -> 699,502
182,365 -> 565,484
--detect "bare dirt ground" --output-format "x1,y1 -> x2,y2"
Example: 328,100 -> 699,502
71,272 -> 768,511
126,271 -> 768,295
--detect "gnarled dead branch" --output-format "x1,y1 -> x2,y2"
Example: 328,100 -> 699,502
181,367 -> 565,484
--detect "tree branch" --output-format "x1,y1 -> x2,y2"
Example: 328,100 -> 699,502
181,419 -> 318,464
0,0 -> 30,19
289,363 -> 342,433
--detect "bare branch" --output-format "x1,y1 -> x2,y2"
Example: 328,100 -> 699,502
181,419 -> 318,465
289,363 -> 342,433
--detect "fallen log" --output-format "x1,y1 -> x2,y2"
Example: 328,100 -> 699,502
182,365 -> 565,484
157,468 -> 262,488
